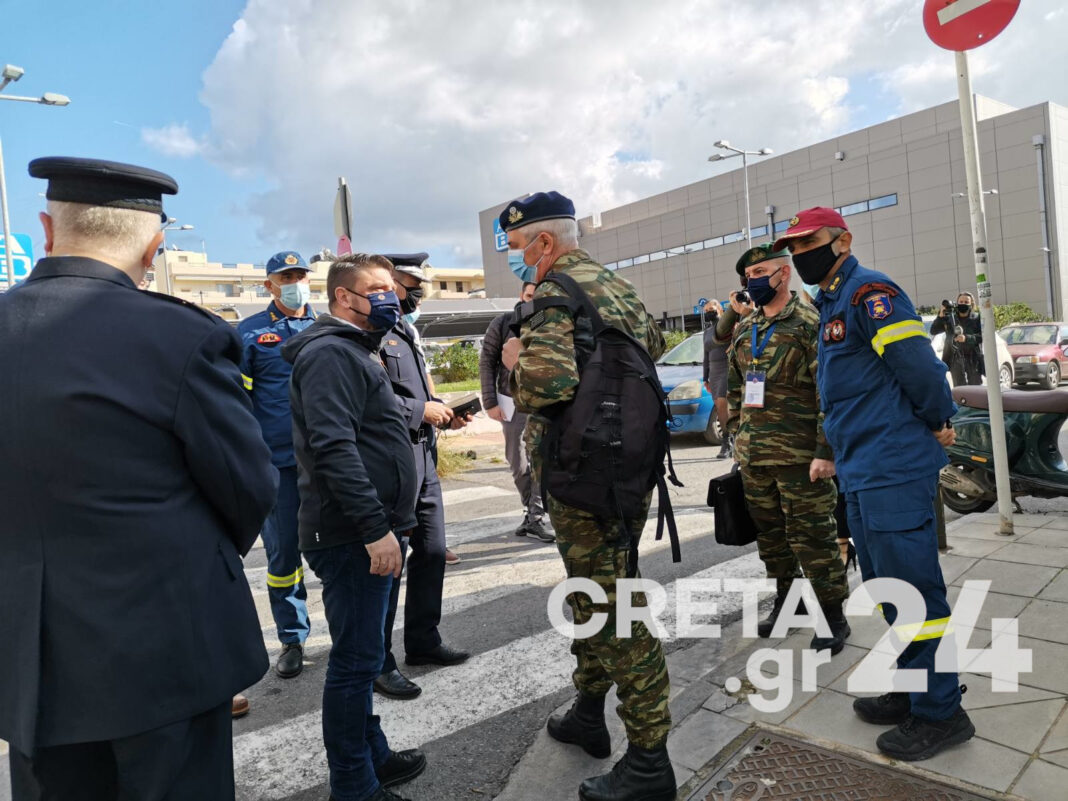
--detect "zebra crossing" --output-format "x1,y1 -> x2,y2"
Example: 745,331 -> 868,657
232,459 -> 764,800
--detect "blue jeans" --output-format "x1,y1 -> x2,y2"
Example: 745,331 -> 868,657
262,466 -> 310,645
846,474 -> 961,720
304,542 -> 393,801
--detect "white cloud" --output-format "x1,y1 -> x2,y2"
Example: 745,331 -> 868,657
141,123 -> 204,158
165,0 -> 1068,263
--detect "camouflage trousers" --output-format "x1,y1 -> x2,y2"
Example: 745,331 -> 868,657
740,464 -> 849,606
547,493 -> 671,750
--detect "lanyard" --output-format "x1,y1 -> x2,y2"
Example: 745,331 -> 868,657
751,322 -> 777,361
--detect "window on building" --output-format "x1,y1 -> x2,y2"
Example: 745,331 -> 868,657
255,285 -> 270,297
617,257 -> 634,268
177,255 -> 188,263
633,254 -> 650,265
839,200 -> 869,217
649,251 -> 667,262
455,281 -> 464,292
216,283 -> 236,297
773,220 -> 790,233
704,236 -> 724,248
868,193 -> 898,210
723,231 -> 744,244
439,281 -> 448,290
666,246 -> 688,257
750,225 -> 768,237
604,262 -> 618,271
685,241 -> 705,252
221,263 -> 237,269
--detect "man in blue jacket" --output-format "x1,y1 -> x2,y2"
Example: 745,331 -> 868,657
774,207 -> 973,762
238,250 -> 317,678
285,253 -> 426,801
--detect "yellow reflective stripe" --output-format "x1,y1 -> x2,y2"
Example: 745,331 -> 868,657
893,616 -> 952,641
241,373 -> 254,390
266,566 -> 304,588
870,320 -> 927,357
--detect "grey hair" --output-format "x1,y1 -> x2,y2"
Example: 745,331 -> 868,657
48,200 -> 160,263
515,216 -> 579,249
825,226 -> 846,239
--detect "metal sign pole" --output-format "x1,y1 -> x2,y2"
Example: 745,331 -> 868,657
0,137 -> 15,288
955,49 -> 1013,535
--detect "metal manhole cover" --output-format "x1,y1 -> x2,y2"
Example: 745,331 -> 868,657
687,731 -> 995,801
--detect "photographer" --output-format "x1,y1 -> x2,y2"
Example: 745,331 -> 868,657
931,292 -> 982,386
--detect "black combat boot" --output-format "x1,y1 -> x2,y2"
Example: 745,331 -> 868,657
876,707 -> 975,761
578,742 -> 677,801
757,582 -> 807,639
810,601 -> 851,655
853,692 -> 911,725
547,693 -> 611,758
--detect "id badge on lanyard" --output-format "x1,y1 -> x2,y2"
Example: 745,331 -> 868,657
744,322 -> 776,409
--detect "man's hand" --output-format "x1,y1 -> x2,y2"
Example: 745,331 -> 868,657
502,337 -> 523,370
448,412 -> 474,430
809,458 -> 836,482
933,426 -> 956,447
365,532 -> 403,577
954,334 -> 966,344
486,405 -> 505,422
729,291 -> 754,317
423,401 -> 453,427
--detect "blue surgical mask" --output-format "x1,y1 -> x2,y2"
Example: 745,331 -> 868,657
279,280 -> 311,310
507,238 -> 543,284
403,308 -> 421,325
802,281 -> 821,299
346,289 -> 402,331
745,267 -> 783,307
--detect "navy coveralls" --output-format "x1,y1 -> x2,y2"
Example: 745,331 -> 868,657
380,320 -> 447,667
239,300 -> 316,645
815,256 -> 961,720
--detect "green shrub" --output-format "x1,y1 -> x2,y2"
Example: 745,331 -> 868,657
430,342 -> 480,383
662,329 -> 689,351
994,302 -> 1050,329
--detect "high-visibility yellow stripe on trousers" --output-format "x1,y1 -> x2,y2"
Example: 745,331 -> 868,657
893,616 -> 953,642
870,320 -> 927,357
267,566 -> 305,588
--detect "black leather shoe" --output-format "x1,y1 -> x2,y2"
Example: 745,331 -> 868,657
876,708 -> 975,761
854,692 -> 911,725
376,748 -> 427,788
374,669 -> 422,699
405,643 -> 470,666
757,593 -> 807,638
810,602 -> 850,655
276,643 -> 304,678
547,693 -> 611,758
579,743 -> 677,801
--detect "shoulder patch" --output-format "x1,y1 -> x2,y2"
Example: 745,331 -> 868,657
528,310 -> 547,331
863,293 -> 893,320
257,332 -> 282,345
823,314 -> 847,343
850,281 -> 899,306
142,290 -> 218,322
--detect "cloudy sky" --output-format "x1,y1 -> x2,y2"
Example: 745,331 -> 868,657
2,1 -> 1066,269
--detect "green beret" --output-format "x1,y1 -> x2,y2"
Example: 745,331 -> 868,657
735,243 -> 790,276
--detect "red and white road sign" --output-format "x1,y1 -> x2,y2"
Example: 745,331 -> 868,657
923,0 -> 1020,51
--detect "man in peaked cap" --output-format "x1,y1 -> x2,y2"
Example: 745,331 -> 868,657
774,207 -> 971,762
238,250 -> 317,679
499,191 -> 677,801
0,157 -> 277,799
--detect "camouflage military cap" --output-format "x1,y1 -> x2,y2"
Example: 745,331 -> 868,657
735,243 -> 791,276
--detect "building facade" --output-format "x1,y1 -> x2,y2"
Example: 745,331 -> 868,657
149,249 -> 328,306
480,96 -> 1068,324
425,265 -> 486,299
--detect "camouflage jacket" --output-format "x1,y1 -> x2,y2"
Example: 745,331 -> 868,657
509,249 -> 665,451
727,292 -> 831,466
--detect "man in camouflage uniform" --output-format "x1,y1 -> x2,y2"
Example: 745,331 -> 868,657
727,243 -> 850,654
500,192 -> 675,801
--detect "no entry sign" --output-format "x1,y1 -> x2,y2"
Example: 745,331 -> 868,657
923,0 -> 1020,51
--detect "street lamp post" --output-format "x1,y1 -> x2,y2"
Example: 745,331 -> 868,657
708,140 -> 773,247
157,219 -> 194,296
0,63 -> 70,290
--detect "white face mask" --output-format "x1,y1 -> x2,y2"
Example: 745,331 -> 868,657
279,280 -> 310,309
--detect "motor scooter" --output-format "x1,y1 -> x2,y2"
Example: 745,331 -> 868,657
940,385 -> 1068,513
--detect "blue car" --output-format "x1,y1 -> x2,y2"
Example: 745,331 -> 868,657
656,332 -> 723,445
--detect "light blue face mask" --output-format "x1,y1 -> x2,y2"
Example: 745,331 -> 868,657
802,281 -> 821,299
507,238 -> 541,284
403,308 -> 421,325
279,280 -> 311,310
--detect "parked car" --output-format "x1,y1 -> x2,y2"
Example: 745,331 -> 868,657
655,332 -> 721,444
922,316 -> 1014,390
1001,322 -> 1068,389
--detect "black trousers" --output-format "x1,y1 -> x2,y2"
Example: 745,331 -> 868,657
9,701 -> 233,801
382,439 -> 446,672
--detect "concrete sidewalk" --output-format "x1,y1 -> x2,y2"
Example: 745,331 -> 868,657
497,511 -> 1068,800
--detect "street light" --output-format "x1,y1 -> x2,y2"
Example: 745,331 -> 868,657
157,220 -> 194,296
0,63 -> 70,290
707,141 -> 773,247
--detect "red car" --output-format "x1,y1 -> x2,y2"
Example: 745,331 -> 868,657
1001,323 -> 1068,390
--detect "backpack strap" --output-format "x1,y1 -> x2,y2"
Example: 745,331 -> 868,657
508,295 -> 578,338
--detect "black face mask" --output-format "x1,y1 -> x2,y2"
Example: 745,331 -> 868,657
956,304 -> 972,316
791,238 -> 840,285
399,285 -> 424,315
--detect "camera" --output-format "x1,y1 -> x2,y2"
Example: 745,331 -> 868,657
941,299 -> 953,311
736,290 -> 750,304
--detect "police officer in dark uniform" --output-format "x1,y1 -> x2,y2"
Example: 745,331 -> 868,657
239,251 -> 317,678
373,252 -> 470,700
0,157 -> 277,799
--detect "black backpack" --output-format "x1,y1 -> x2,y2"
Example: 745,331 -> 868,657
513,272 -> 682,575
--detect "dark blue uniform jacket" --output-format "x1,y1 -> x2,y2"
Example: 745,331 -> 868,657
284,315 -> 418,550
0,257 -> 277,753
814,256 -> 956,493
238,301 -> 316,468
